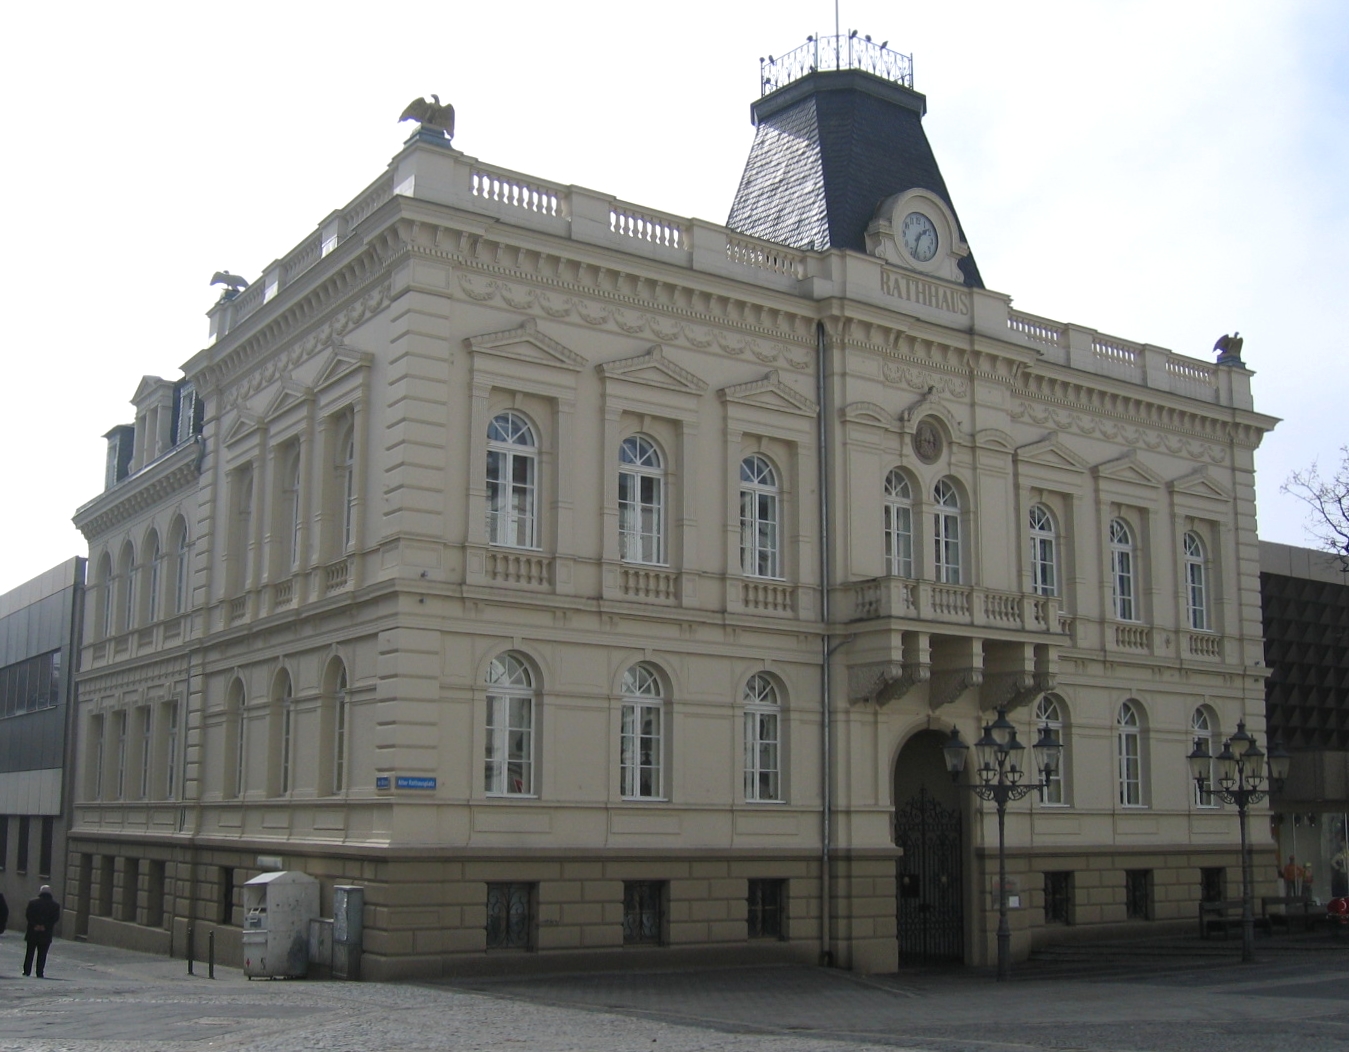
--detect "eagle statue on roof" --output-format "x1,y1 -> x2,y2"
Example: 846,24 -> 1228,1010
399,95 -> 455,140
1213,332 -> 1244,364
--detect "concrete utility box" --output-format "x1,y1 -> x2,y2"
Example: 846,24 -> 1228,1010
241,871 -> 320,979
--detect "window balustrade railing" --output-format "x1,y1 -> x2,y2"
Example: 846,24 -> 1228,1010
1114,623 -> 1151,650
486,551 -> 551,587
1007,310 -> 1065,349
741,580 -> 795,613
471,167 -> 564,216
322,558 -> 352,595
609,205 -> 686,250
620,566 -> 677,602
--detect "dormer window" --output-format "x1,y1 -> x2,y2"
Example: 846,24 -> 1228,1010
173,382 -> 203,446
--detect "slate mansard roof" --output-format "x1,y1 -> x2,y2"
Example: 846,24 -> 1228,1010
727,69 -> 984,289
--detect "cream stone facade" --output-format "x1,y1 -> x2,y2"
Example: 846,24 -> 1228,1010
70,61 -> 1277,978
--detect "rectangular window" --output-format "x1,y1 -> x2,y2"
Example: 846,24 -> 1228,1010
485,694 -> 533,796
122,858 -> 140,922
38,817 -> 53,879
219,867 -> 235,925
16,816 -> 29,873
884,502 -> 913,578
747,879 -> 786,939
1125,869 -> 1152,920
165,702 -> 179,800
1118,729 -> 1142,807
0,652 -> 62,719
1200,867 -> 1225,904
147,860 -> 166,928
1044,871 -> 1073,924
91,714 -> 105,800
620,702 -> 663,799
618,470 -> 664,564
623,881 -> 664,945
744,710 -> 780,802
116,711 -> 128,799
1112,549 -> 1135,620
485,882 -> 534,950
98,856 -> 115,916
139,707 -> 152,799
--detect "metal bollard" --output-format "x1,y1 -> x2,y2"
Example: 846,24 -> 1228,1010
187,926 -> 195,975
208,930 -> 215,979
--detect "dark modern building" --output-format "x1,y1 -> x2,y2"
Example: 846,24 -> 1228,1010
0,558 -> 85,909
1261,541 -> 1349,899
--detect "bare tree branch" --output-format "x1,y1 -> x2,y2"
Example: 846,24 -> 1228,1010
1282,445 -> 1349,571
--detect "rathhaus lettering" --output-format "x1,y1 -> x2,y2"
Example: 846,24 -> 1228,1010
881,270 -> 971,316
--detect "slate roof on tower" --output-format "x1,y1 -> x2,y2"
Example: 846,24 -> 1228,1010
727,69 -> 984,289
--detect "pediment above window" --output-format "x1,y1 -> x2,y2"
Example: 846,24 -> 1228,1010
313,341 -> 373,390
1090,449 -> 1164,487
1016,432 -> 1090,473
466,317 -> 585,371
597,345 -> 708,393
222,411 -> 263,446
261,381 -> 314,422
1168,465 -> 1232,501
839,401 -> 892,427
719,370 -> 818,417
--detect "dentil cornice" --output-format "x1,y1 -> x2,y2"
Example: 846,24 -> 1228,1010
73,442 -> 201,541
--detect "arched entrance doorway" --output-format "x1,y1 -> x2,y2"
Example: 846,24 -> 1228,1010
893,730 -> 964,964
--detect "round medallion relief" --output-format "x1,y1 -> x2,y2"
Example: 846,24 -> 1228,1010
913,418 -> 944,464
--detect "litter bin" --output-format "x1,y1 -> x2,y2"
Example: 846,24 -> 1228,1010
241,871 -> 320,979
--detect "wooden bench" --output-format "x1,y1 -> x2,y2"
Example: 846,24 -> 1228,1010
1261,896 -> 1320,932
1199,900 -> 1271,939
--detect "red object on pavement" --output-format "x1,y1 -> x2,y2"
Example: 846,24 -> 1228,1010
1328,897 -> 1349,924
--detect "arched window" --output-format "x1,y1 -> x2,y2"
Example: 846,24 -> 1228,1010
1035,695 -> 1067,805
1110,518 -> 1136,621
740,455 -> 781,578
117,541 -> 136,633
339,423 -> 356,552
226,678 -> 246,799
1028,504 -> 1058,597
321,659 -> 349,796
282,445 -> 303,571
486,412 -> 538,549
485,653 -> 534,795
1191,707 -> 1218,807
620,664 -> 665,799
883,470 -> 913,578
619,436 -> 665,564
1184,531 -> 1210,631
143,530 -> 161,624
933,479 -> 962,584
744,673 -> 782,802
1117,701 -> 1144,807
169,517 -> 190,615
272,671 -> 294,797
96,553 -> 114,639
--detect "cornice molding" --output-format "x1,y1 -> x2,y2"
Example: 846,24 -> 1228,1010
74,442 -> 200,541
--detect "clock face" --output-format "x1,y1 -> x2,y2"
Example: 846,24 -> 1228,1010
901,211 -> 938,263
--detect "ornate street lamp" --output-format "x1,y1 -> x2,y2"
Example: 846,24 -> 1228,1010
943,706 -> 1062,981
1187,723 -> 1290,963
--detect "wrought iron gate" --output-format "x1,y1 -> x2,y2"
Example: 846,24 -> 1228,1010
895,787 -> 963,963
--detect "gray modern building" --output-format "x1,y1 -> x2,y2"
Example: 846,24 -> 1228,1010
0,558 -> 85,909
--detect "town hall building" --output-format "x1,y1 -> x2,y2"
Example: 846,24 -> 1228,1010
69,39 -> 1278,977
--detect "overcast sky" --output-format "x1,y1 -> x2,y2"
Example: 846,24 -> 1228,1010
1,0 -> 1343,595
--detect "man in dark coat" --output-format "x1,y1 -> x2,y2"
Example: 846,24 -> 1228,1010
0,891 -> 9,934
23,886 -> 60,978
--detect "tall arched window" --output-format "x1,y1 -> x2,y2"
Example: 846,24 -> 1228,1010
485,653 -> 534,796
321,659 -> 349,796
1184,531 -> 1210,631
1191,706 -> 1218,807
883,470 -> 913,578
619,436 -> 665,564
228,679 -> 247,799
933,479 -> 962,584
744,673 -> 782,802
169,517 -> 190,615
117,541 -> 136,633
143,530 -> 161,623
1035,695 -> 1067,805
272,671 -> 294,797
96,553 -> 114,639
620,664 -> 665,799
486,412 -> 538,549
1110,518 -> 1137,621
282,445 -> 303,571
740,455 -> 781,578
1028,504 -> 1058,597
1117,701 -> 1144,807
339,423 -> 356,552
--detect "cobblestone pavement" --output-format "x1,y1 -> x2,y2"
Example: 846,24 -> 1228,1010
1,932 -> 1347,1051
